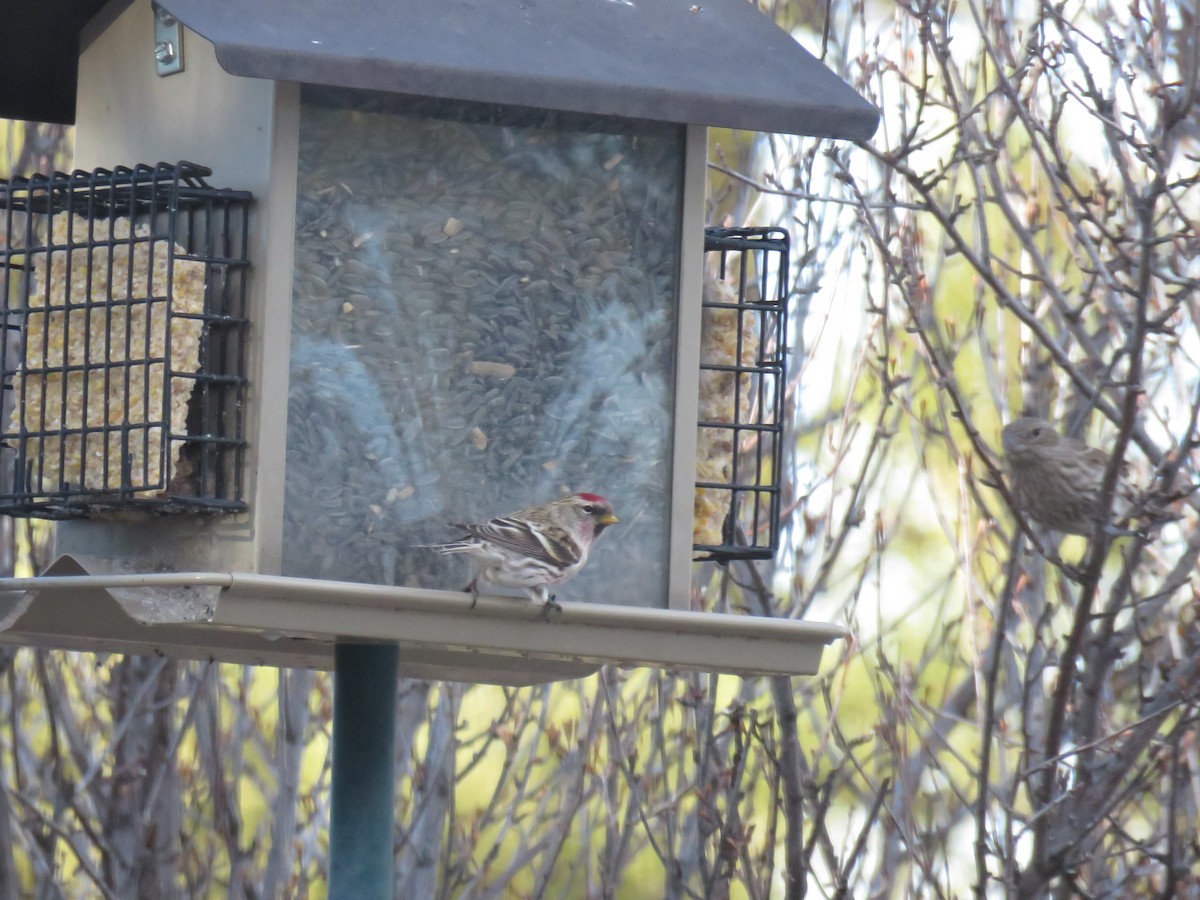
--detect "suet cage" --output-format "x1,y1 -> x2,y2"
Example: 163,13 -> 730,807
695,226 -> 788,562
0,162 -> 251,517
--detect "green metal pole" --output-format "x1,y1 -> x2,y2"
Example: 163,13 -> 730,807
329,642 -> 399,898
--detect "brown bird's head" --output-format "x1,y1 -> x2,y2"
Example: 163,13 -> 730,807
1002,416 -> 1060,461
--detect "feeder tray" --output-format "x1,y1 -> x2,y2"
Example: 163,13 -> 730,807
0,557 -> 846,685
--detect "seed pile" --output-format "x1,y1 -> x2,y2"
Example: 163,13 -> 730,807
282,94 -> 682,606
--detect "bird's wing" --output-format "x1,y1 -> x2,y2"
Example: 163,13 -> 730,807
458,517 -> 582,567
1059,437 -> 1111,469
1075,441 -> 1130,476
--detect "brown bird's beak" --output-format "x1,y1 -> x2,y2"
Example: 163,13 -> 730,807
598,512 -> 620,526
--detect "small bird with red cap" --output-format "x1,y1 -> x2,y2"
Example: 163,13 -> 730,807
425,493 -> 619,611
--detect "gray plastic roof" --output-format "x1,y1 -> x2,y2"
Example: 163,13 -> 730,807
165,0 -> 879,139
3,0 -> 878,139
162,0 -> 880,140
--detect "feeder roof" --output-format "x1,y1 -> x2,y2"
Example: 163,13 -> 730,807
5,0 -> 878,139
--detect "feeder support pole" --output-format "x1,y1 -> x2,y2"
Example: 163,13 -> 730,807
329,642 -> 399,897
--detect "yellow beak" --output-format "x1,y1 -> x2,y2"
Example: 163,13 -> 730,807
597,512 -> 620,526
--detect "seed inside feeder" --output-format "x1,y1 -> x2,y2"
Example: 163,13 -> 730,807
468,360 -> 516,379
283,91 -> 680,605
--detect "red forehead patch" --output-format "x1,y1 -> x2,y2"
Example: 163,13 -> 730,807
577,492 -> 607,504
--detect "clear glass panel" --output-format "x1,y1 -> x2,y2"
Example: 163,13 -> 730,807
283,89 -> 682,607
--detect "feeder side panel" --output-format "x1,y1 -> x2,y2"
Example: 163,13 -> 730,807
53,0 -> 284,575
74,0 -> 275,191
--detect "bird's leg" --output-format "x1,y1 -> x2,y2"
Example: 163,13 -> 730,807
1061,563 -> 1085,583
465,576 -> 480,610
532,586 -> 562,620
1101,522 -> 1140,539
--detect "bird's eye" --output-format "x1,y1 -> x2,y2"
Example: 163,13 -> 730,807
1031,427 -> 1041,436
582,504 -> 595,514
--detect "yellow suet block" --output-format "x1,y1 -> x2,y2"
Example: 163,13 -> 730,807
9,213 -> 206,493
695,277 -> 760,547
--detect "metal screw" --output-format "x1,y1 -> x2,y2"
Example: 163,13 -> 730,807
153,4 -> 176,26
154,41 -> 177,64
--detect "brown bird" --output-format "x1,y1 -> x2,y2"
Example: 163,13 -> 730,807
1001,416 -> 1135,536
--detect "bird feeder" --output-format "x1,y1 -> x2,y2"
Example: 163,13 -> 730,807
0,0 -> 877,684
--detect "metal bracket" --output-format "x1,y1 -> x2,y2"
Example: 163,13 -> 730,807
152,3 -> 184,76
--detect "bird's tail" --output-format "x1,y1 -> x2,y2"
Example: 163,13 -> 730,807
416,541 -> 474,555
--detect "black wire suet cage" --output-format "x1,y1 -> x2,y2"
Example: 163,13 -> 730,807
694,226 -> 789,562
0,162 -> 251,517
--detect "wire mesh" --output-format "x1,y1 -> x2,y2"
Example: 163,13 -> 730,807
0,162 -> 251,517
694,226 -> 789,561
